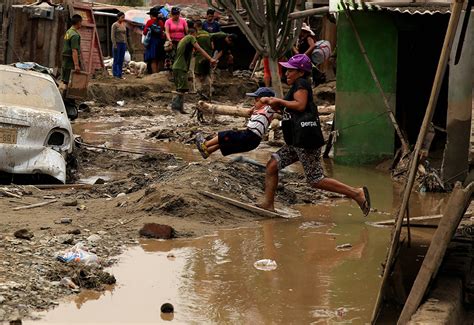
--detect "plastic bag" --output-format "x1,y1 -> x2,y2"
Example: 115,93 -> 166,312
57,243 -> 98,265
254,259 -> 277,271
124,51 -> 131,64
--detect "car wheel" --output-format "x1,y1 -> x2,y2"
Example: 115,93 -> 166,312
65,102 -> 78,120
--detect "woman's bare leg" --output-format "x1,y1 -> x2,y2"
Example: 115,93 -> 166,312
313,178 -> 365,206
257,158 -> 279,211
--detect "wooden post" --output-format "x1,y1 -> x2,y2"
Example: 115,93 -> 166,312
397,182 -> 474,324
268,56 -> 283,97
371,1 -> 465,323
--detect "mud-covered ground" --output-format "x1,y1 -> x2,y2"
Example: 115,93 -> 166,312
0,74 -> 338,322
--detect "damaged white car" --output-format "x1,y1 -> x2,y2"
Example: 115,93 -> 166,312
0,65 -> 74,183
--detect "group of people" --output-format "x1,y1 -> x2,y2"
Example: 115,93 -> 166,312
142,7 -> 234,77
250,23 -> 332,88
107,6 -> 234,82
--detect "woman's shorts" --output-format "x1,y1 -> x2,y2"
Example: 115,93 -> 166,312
272,145 -> 324,184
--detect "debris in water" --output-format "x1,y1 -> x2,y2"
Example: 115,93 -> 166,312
299,221 -> 324,230
336,307 -> 348,317
160,303 -> 174,313
254,259 -> 277,271
336,243 -> 352,251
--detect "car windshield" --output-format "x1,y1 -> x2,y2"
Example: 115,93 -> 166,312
0,70 -> 64,112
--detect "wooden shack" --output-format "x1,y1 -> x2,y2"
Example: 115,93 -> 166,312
73,2 -> 104,74
3,1 -> 69,68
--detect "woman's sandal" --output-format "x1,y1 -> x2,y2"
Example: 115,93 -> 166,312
359,186 -> 371,217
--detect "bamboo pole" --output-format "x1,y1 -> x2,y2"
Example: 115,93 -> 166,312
370,1 -> 465,323
341,1 -> 410,155
288,6 -> 329,20
397,182 -> 474,324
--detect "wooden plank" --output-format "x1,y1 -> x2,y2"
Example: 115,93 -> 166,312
372,215 -> 443,226
199,190 -> 289,219
13,199 -> 57,211
371,212 -> 473,227
397,182 -> 474,324
34,184 -> 96,190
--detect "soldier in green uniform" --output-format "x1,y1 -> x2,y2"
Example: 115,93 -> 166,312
193,21 -> 227,96
61,14 -> 83,84
171,28 -> 217,113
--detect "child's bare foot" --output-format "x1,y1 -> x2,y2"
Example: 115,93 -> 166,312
256,202 -> 275,212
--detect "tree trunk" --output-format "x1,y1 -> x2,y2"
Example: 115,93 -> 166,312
268,57 -> 283,97
198,101 -> 250,117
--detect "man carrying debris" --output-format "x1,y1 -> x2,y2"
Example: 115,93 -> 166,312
61,14 -> 83,85
193,21 -> 211,95
195,87 -> 278,158
194,20 -> 223,98
171,28 -> 217,113
212,33 -> 237,72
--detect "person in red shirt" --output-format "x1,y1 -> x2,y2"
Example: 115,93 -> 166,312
143,6 -> 166,73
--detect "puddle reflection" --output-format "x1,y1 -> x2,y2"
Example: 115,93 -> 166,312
26,120 -> 448,324
30,201 -> 394,324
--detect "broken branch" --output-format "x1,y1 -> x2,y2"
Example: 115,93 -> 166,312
13,199 -> 57,211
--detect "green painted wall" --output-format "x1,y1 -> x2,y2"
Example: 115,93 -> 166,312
335,12 -> 397,165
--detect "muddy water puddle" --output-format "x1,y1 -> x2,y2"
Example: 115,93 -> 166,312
29,202 -> 392,324
28,173 -> 445,324
73,119 -> 203,161
51,119 -> 449,323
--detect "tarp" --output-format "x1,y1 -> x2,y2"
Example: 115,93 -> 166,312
125,7 -> 169,26
125,9 -> 149,25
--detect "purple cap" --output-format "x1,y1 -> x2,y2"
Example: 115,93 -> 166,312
279,54 -> 312,72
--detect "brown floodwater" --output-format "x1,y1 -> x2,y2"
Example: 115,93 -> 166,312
72,119 -> 284,166
27,158 -> 445,324
29,119 -> 445,323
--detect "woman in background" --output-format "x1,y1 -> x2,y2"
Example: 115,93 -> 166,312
111,12 -> 129,79
143,6 -> 165,73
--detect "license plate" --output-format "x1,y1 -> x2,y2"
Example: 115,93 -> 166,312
0,128 -> 17,144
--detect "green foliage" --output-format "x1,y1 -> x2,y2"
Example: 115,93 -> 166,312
113,0 -> 144,7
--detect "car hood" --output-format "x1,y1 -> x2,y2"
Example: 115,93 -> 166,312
0,104 -> 72,131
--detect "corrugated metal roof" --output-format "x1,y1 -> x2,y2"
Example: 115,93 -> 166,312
384,5 -> 450,15
337,1 -> 451,15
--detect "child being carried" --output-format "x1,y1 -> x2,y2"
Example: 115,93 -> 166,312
195,87 -> 277,159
